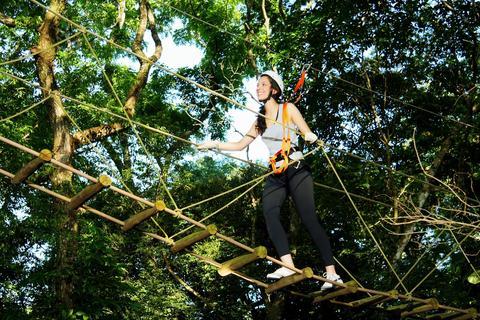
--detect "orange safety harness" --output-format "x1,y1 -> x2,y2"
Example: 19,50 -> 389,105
268,69 -> 307,174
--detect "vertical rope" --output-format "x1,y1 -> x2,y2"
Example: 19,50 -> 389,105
320,143 -> 409,292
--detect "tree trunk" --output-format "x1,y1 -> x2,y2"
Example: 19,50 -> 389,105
392,134 -> 453,264
32,0 -> 76,311
265,293 -> 285,320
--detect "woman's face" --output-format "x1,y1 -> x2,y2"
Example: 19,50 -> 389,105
257,76 -> 278,101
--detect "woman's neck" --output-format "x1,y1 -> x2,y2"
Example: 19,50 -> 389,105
264,98 -> 278,114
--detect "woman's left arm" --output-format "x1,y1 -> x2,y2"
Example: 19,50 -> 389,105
288,103 -> 311,134
287,103 -> 317,144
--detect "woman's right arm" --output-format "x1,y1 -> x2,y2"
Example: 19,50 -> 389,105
198,121 -> 258,151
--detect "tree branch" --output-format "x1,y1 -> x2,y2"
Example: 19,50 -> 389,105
261,0 -> 271,45
243,0 -> 258,72
392,131 -> 454,264
0,12 -> 16,27
124,0 -> 162,117
116,0 -> 126,29
72,123 -> 125,147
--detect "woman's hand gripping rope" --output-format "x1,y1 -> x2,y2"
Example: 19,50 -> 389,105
197,140 -> 220,150
302,132 -> 324,154
303,132 -> 318,144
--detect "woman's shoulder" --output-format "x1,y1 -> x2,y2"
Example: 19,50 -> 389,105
285,102 -> 300,114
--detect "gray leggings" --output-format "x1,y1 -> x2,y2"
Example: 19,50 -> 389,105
262,163 -> 334,266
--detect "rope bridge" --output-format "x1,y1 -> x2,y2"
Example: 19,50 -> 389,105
0,136 -> 477,319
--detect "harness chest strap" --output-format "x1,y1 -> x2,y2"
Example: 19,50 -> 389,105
270,102 -> 291,174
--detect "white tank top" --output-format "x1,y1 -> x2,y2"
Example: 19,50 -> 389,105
261,104 -> 299,157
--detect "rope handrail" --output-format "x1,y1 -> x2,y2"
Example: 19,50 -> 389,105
4,69 -> 477,296
2,69 -> 474,215
3,57 -> 473,216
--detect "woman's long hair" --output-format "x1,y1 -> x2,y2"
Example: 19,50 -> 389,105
256,75 -> 282,136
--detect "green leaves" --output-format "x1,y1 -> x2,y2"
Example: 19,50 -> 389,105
468,271 -> 480,285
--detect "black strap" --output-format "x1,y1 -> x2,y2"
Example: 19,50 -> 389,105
272,146 -> 298,163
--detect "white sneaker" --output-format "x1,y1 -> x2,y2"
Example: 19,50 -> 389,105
266,267 -> 296,279
321,272 -> 343,290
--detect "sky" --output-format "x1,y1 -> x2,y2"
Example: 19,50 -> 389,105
153,26 -> 270,164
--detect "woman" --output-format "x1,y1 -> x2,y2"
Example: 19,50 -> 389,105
198,70 -> 342,290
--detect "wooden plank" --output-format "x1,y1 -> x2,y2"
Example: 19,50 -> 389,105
171,224 -> 217,253
218,246 -> 267,276
451,308 -> 478,320
425,310 -> 463,320
385,300 -> 424,312
265,267 -> 314,294
11,149 -> 52,184
122,200 -> 166,231
401,298 -> 439,318
67,175 -> 111,211
332,289 -> 398,308
313,280 -> 358,303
